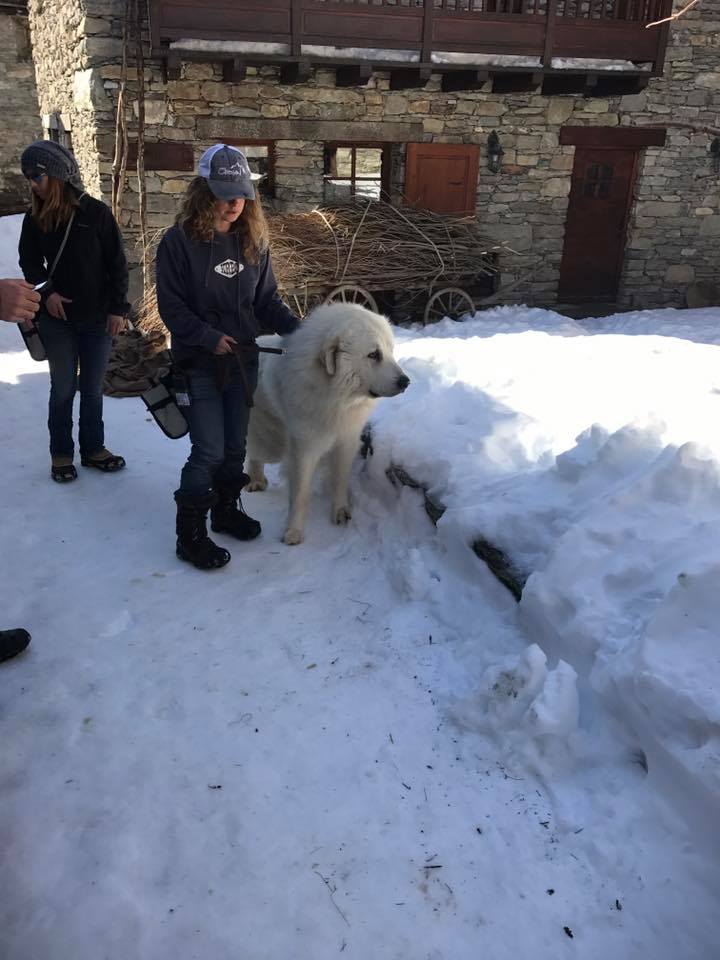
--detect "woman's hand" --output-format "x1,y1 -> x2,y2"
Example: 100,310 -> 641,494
46,291 -> 72,321
214,334 -> 237,355
106,314 -> 127,336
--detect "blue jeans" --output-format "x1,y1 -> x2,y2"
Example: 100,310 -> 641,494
178,361 -> 258,498
37,314 -> 112,459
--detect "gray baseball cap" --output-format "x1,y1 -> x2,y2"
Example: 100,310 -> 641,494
198,143 -> 256,201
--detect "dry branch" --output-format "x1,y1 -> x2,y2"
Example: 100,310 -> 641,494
264,199 -> 504,296
646,0 -> 700,27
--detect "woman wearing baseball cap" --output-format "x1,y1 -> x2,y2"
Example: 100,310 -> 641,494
155,144 -> 300,570
18,140 -> 130,482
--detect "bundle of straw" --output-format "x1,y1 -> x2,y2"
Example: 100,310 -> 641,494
267,198 -> 503,298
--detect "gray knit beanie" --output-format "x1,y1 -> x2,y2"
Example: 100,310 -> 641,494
20,140 -> 84,192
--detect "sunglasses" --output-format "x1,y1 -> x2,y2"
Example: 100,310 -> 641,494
24,171 -> 47,183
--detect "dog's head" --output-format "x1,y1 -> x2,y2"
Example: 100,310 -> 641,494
312,303 -> 410,399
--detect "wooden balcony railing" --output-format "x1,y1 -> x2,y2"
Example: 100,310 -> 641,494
150,0 -> 672,76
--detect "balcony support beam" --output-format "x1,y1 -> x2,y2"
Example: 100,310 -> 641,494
280,60 -> 312,85
583,73 -> 599,98
164,50 -> 181,82
441,69 -> 489,93
222,57 -> 246,84
335,63 -> 372,88
492,71 -> 542,95
389,67 -> 431,92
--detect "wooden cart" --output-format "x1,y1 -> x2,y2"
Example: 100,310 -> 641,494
271,200 -> 503,325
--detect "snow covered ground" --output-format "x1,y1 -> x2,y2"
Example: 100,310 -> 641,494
1,214 -> 718,958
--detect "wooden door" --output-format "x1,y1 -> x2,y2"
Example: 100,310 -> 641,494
405,143 -> 479,216
559,147 -> 639,302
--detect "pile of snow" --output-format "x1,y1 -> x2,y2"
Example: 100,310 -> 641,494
550,57 -> 652,72
166,44 -> 650,73
169,39 -> 422,63
454,643 -> 580,742
170,39 -> 291,55
303,44 -> 419,63
432,53 -> 540,67
368,305 -> 720,816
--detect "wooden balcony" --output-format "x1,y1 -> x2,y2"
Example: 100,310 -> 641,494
150,0 -> 672,90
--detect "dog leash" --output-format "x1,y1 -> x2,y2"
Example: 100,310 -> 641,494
215,341 -> 284,407
204,305 -> 285,405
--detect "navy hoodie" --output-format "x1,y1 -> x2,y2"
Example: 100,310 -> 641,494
155,224 -> 299,364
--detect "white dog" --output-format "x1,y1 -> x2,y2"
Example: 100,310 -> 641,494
245,302 -> 410,545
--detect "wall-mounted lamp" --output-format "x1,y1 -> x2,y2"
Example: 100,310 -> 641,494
711,137 -> 720,175
487,130 -> 504,174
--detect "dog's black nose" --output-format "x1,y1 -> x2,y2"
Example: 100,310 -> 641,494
396,374 -> 410,391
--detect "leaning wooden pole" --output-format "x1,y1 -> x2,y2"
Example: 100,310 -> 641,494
111,0 -> 132,219
134,0 -> 150,295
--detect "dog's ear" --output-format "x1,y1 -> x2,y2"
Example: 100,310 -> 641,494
322,336 -> 340,376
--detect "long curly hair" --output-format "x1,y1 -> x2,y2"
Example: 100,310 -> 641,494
31,177 -> 80,232
176,177 -> 269,263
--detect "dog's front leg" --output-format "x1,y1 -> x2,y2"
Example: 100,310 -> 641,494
330,432 -> 360,525
246,458 -> 268,492
283,442 -> 322,545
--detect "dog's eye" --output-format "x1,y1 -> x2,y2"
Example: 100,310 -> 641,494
367,349 -> 382,362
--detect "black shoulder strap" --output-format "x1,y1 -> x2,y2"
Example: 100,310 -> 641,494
47,209 -> 76,280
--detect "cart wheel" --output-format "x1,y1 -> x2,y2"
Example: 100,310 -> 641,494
423,287 -> 475,325
324,285 -> 379,313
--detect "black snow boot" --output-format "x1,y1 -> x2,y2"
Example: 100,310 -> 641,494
0,628 -> 31,663
175,492 -> 231,570
210,479 -> 261,541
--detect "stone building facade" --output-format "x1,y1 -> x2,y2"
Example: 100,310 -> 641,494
26,0 -> 720,310
0,3 -> 41,215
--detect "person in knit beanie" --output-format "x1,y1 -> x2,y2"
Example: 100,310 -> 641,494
20,140 -> 85,193
18,139 -> 130,483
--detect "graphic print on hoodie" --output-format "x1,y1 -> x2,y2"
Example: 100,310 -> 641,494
212,232 -> 244,281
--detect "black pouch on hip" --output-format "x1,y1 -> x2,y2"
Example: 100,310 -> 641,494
141,368 -> 189,440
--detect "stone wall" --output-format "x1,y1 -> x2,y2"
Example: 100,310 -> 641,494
0,10 -> 41,216
621,6 -> 720,307
27,0 -> 110,201
26,0 -> 720,310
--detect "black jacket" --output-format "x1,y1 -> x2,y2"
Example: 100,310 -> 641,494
18,193 -> 129,329
155,224 -> 299,363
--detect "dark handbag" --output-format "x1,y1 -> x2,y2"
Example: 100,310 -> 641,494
19,210 -> 76,361
141,368 -> 189,440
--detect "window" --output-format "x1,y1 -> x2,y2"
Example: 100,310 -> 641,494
583,162 -> 613,199
323,144 -> 391,202
43,112 -> 73,152
223,140 -> 276,199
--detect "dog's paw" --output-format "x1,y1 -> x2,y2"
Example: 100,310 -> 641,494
333,506 -> 352,525
246,476 -> 268,492
283,527 -> 304,546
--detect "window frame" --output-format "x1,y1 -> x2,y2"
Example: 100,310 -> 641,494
323,142 -> 392,201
